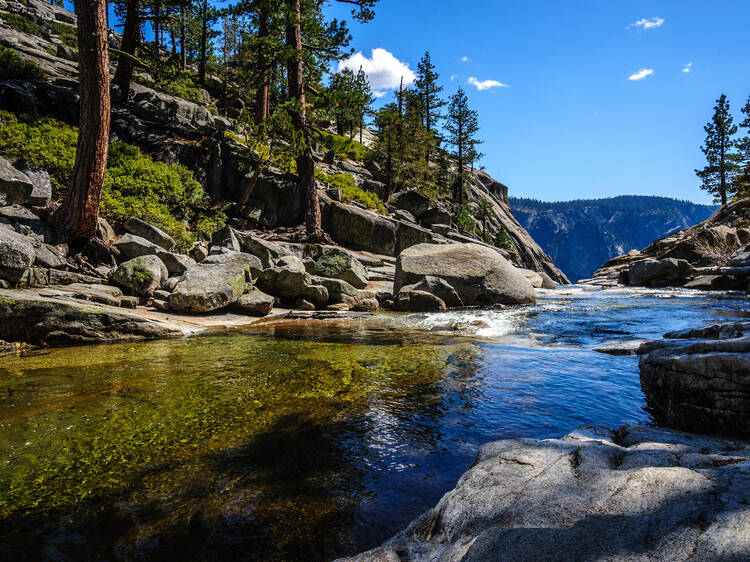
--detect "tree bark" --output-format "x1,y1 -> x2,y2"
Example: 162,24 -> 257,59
254,7 -> 270,123
55,0 -> 110,242
113,0 -> 139,100
286,0 -> 321,240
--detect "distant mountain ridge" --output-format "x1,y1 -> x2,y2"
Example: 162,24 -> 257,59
509,195 -> 718,282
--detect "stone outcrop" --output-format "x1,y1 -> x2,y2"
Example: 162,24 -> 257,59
591,198 -> 750,290
394,243 -> 536,306
325,200 -> 398,256
0,288 -> 182,346
638,322 -> 750,438
343,424 -> 750,562
397,275 -> 463,309
169,260 -> 252,313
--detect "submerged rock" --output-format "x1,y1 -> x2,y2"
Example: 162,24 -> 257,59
395,243 -> 536,306
342,424 -> 750,562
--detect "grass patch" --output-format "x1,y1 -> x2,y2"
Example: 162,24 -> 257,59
0,111 -> 225,250
316,170 -> 384,212
0,45 -> 47,81
48,21 -> 76,48
0,10 -> 43,35
315,130 -> 369,162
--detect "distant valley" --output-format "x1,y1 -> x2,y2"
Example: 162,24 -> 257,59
509,196 -> 718,282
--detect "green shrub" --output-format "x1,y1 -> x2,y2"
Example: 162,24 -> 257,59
0,11 -> 43,36
48,21 -> 76,48
315,130 -> 369,162
0,111 -> 225,251
455,204 -> 475,234
135,69 -> 205,105
316,170 -> 385,212
0,45 -> 47,81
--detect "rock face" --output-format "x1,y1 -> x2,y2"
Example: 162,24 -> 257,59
638,322 -> 750,438
169,261 -> 251,313
395,243 -> 536,306
325,200 -> 397,256
591,198 -> 750,289
343,424 -> 750,562
390,190 -> 430,218
0,289 -> 182,346
511,196 -> 717,282
111,255 -> 168,297
123,217 -> 176,251
314,248 -> 368,289
0,224 -> 35,283
0,158 -> 34,206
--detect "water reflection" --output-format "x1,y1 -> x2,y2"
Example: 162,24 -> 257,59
0,287 -> 746,560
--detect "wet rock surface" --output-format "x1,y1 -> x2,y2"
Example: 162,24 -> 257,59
342,424 -> 750,562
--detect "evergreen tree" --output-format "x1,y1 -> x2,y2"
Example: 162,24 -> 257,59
735,95 -> 750,197
445,87 -> 482,205
373,102 -> 399,201
354,66 -> 373,144
695,94 -> 741,205
414,51 -> 445,162
55,0 -> 111,241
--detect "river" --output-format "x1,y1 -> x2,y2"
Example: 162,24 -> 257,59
0,286 -> 746,561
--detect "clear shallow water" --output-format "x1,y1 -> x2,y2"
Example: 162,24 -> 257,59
0,287 -> 746,561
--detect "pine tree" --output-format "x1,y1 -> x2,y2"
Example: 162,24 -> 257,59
445,87 -> 482,205
695,94 -> 741,205
55,0 -> 111,241
735,95 -> 750,198
415,51 -> 445,163
354,67 -> 373,144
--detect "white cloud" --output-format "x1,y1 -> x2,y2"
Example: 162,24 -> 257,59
461,56 -> 470,63
627,17 -> 664,30
338,48 -> 416,96
450,74 -> 457,81
628,68 -> 654,81
467,76 -> 509,90
682,62 -> 693,73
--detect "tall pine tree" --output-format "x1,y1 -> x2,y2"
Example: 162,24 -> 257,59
735,95 -> 750,197
445,87 -> 481,205
415,51 -> 445,163
695,94 -> 741,205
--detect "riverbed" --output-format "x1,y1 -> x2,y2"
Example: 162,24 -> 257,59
0,286 -> 746,560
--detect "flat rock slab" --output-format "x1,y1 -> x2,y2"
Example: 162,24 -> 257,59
0,289 -> 184,346
342,425 -> 750,562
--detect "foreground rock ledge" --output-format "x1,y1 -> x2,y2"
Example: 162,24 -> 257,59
0,289 -> 185,346
341,425 -> 750,562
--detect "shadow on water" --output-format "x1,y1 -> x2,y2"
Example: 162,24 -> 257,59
0,288 -> 746,560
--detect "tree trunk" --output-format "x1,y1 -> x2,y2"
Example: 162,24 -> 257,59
359,114 -> 363,144
286,0 -> 321,240
198,0 -> 208,85
55,0 -> 110,242
153,0 -> 161,48
254,8 -> 270,123
113,0 -> 139,100
457,119 -> 464,205
180,6 -> 187,70
720,135 -> 728,205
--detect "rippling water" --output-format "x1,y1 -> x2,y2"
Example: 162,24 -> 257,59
0,287 -> 746,561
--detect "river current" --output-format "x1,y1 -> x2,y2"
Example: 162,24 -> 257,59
0,286 -> 746,560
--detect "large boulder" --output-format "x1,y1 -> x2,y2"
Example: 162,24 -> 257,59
34,243 -> 67,269
0,225 -> 35,283
23,169 -> 53,206
202,252 -> 263,280
114,234 -> 160,260
123,217 -> 176,251
398,276 -> 463,308
627,258 -> 694,286
343,424 -> 750,562
325,201 -> 397,256
420,206 -> 452,228
395,220 -> 434,255
639,322 -> 750,438
0,158 -> 33,206
0,289 -> 183,347
395,289 -> 447,312
230,289 -> 275,316
314,248 -> 368,289
156,250 -> 196,276
394,243 -> 536,306
311,276 -> 375,308
729,244 -> 750,267
111,255 -> 168,297
390,190 -> 430,218
169,261 -> 251,313
234,230 -> 292,268
257,256 -> 329,308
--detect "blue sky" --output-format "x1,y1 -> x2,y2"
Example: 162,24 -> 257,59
328,0 -> 750,204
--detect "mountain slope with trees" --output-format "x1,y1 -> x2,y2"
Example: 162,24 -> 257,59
510,196 -> 717,282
